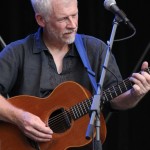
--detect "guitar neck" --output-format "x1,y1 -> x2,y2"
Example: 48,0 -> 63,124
69,67 -> 150,120
102,66 -> 150,103
102,78 -> 133,102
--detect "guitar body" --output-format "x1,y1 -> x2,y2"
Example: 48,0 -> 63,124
0,81 -> 106,150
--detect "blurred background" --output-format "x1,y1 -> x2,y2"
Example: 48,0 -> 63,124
0,0 -> 150,150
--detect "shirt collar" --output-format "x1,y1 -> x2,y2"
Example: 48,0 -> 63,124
33,28 -> 48,53
33,27 -> 78,57
66,44 -> 78,57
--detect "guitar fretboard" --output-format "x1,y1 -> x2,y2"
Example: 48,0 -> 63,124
70,98 -> 92,120
102,78 -> 133,102
69,66 -> 150,120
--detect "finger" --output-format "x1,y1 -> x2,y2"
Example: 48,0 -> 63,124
32,124 -> 53,138
130,73 -> 150,95
141,71 -> 150,85
24,126 -> 53,141
141,61 -> 148,70
130,73 -> 145,85
26,114 -> 53,134
25,131 -> 52,142
129,74 -> 148,91
34,123 -> 53,134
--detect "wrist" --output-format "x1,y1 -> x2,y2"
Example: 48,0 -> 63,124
10,108 -> 25,125
130,88 -> 145,100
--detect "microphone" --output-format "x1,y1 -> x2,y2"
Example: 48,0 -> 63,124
104,0 -> 136,31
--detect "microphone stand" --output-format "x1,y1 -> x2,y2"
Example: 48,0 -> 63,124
0,36 -> 6,52
85,15 -> 122,150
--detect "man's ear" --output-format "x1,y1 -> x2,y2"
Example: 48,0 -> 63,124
35,14 -> 46,27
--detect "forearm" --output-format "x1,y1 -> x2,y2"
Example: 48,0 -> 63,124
110,89 -> 145,110
0,94 -> 23,124
0,94 -> 53,141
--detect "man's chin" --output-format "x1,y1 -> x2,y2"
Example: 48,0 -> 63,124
63,34 -> 76,44
64,38 -> 75,44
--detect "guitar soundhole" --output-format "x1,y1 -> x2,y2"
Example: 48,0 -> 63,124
48,108 -> 72,133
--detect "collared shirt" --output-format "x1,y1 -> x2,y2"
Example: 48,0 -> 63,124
0,28 -> 122,98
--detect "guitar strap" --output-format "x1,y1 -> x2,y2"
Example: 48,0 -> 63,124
75,34 -> 98,93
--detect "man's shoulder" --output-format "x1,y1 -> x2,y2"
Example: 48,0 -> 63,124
76,33 -> 107,50
5,33 -> 35,50
77,33 -> 106,47
0,33 -> 36,58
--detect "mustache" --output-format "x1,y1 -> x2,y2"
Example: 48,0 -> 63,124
63,28 -> 78,34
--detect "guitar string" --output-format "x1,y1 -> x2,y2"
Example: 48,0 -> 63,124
49,95 -> 129,131
109,66 -> 150,93
48,100 -> 92,130
50,92 -> 126,132
48,98 -> 91,124
48,68 -> 149,130
104,79 -> 131,93
49,79 -> 134,132
104,78 -> 132,97
48,102 -> 92,131
48,81 -> 130,127
48,101 -> 89,125
48,78 -> 132,131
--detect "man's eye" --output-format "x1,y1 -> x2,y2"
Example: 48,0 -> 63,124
72,14 -> 77,17
58,17 -> 67,22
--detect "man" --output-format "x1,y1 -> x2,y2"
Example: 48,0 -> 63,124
0,0 -> 150,148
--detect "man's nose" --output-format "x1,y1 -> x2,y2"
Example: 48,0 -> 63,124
66,16 -> 77,28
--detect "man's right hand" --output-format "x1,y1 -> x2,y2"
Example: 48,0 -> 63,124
0,95 -> 53,142
16,111 -> 53,142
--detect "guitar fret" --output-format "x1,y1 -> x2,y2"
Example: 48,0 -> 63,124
129,80 -> 133,87
103,91 -> 109,101
81,101 -> 88,114
123,80 -> 128,90
87,100 -> 92,109
120,82 -> 127,93
68,67 -> 150,125
102,78 -> 135,103
112,85 -> 118,97
108,88 -> 113,99
83,99 -> 91,113
71,107 -> 78,119
79,100 -> 91,117
81,101 -> 87,113
105,92 -> 111,101
79,103 -> 84,115
115,84 -> 122,95
87,99 -> 91,105
79,104 -> 84,116
74,105 -> 81,118
123,79 -> 133,91
118,84 -> 123,94
111,88 -> 118,98
85,100 -> 90,110
74,105 -> 80,119
70,98 -> 92,120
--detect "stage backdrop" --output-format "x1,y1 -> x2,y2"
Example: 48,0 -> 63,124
0,0 -> 150,150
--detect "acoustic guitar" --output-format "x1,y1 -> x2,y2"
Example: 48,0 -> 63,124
0,71 -> 139,150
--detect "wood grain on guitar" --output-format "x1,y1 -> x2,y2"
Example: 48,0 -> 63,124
0,81 -> 106,150
1,66 -> 147,149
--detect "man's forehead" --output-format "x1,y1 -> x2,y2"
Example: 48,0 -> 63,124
51,0 -> 78,17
